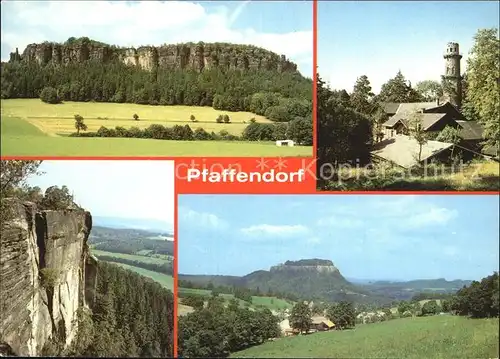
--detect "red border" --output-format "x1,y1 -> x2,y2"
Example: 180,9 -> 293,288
313,0 -> 317,159
173,191 -> 178,357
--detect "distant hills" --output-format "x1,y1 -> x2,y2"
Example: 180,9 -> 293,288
179,258 -> 473,305
92,216 -> 173,236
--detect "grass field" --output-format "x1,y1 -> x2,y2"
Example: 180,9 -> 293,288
111,262 -> 174,290
1,99 -> 312,156
232,316 -> 499,358
2,99 -> 270,135
92,249 -> 172,265
179,287 -> 293,311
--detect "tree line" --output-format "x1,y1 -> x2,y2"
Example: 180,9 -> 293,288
1,59 -> 312,123
179,279 -> 300,303
44,262 -> 174,357
67,116 -> 312,145
178,293 -> 280,357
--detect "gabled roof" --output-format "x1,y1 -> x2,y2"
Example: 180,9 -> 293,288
382,102 -> 401,115
371,136 -> 454,168
383,113 -> 447,131
456,120 -> 484,140
395,102 -> 439,115
311,316 -> 335,327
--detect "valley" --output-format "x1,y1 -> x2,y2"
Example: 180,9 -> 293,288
0,160 -> 175,357
177,194 -> 499,358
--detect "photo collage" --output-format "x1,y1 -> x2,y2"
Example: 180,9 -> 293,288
0,1 -> 499,358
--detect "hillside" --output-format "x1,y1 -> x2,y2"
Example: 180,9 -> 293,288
180,259 -> 389,305
1,37 -> 311,124
361,278 -> 473,301
231,316 -> 499,358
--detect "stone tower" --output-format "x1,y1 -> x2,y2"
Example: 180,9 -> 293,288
442,42 -> 462,108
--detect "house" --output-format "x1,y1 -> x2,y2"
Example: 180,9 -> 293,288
381,101 -> 464,139
371,136 -> 455,169
311,316 -> 335,331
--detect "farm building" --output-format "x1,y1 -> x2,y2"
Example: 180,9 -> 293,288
311,316 -> 335,331
275,140 -> 294,147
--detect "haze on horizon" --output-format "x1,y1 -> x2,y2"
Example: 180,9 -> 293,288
178,194 -> 499,282
0,0 -> 312,77
27,160 -> 175,233
318,0 -> 500,93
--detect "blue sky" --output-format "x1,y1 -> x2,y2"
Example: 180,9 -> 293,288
1,1 -> 312,76
179,194 -> 499,281
318,1 -> 500,92
26,160 -> 175,232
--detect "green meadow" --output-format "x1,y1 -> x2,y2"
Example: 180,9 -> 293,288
231,316 -> 499,358
111,262 -> 174,291
0,99 -> 312,157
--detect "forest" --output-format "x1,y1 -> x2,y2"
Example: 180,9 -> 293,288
47,262 -> 174,357
1,40 -> 312,124
178,294 -> 280,358
0,161 -> 174,357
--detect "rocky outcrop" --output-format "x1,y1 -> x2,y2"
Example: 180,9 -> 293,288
271,259 -> 341,274
0,201 -> 97,356
9,38 -> 297,73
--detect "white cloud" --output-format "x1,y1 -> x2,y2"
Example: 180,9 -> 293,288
28,160 -> 175,229
406,207 -> 458,229
306,236 -> 322,244
316,217 -> 363,228
241,224 -> 309,237
180,207 -> 228,230
1,1 -> 312,74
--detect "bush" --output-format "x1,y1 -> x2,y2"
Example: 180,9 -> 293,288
223,114 -> 231,123
193,127 -> 212,141
216,115 -> 223,123
40,268 -> 60,288
133,114 -> 139,121
40,87 -> 61,104
127,126 -> 143,138
190,114 -> 197,122
115,126 -> 128,137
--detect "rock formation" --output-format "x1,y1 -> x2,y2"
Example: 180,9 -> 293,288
271,259 -> 341,274
0,200 -> 97,356
8,38 -> 298,73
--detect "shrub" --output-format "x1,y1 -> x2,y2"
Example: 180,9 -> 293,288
190,114 -> 197,122
97,126 -> 112,137
40,268 -> 60,288
127,126 -> 143,138
223,114 -> 230,123
115,126 -> 128,137
133,113 -> 139,121
193,128 -> 212,141
144,124 -> 168,140
216,115 -> 223,123
40,87 -> 61,104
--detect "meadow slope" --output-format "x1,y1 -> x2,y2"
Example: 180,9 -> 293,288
231,316 -> 499,358
1,99 -> 312,156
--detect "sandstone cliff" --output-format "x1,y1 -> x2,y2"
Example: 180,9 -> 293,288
9,37 -> 297,73
270,259 -> 341,274
0,201 -> 97,356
